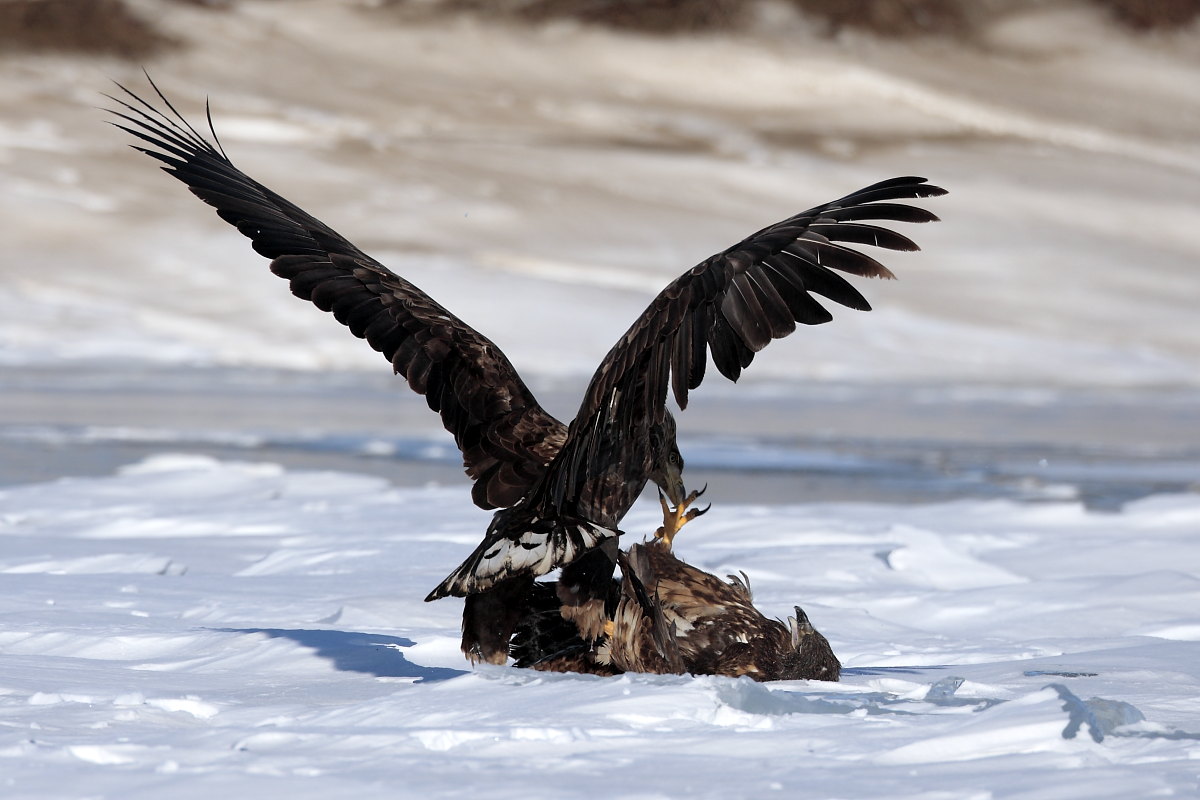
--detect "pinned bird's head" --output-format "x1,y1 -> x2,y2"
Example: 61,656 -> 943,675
780,607 -> 842,682
648,409 -> 685,507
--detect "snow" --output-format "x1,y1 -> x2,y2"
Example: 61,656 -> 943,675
2,0 -> 1200,796
3,1 -> 1200,387
2,455 -> 1199,797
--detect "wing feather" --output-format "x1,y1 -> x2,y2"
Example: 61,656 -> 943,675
568,175 -> 945,430
786,238 -> 895,279
807,222 -> 920,251
110,79 -> 566,509
745,265 -> 796,340
425,510 -> 618,600
819,202 -> 940,224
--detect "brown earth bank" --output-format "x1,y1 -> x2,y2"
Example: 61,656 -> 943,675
2,0 -> 1198,59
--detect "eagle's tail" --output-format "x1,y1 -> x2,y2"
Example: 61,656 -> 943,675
425,508 -> 618,601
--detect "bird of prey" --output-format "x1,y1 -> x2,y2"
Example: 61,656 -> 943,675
610,540 -> 841,681
512,509 -> 840,682
108,77 -> 943,665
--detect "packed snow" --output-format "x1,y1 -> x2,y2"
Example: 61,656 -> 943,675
3,0 -> 1199,797
2,454 -> 1199,798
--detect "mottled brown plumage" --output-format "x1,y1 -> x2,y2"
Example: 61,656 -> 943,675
511,536 -> 840,682
621,541 -> 841,682
598,545 -> 687,675
110,77 -> 940,667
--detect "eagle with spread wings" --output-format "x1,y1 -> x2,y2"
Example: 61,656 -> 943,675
109,78 -> 943,665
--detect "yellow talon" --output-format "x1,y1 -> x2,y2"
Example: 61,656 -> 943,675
653,485 -> 710,549
603,619 -> 615,638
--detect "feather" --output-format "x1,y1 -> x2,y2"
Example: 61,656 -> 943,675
109,79 -> 567,515
819,202 -> 940,224
807,222 -> 920,252
785,239 -> 895,280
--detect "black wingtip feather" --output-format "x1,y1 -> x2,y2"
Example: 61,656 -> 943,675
111,75 -> 570,518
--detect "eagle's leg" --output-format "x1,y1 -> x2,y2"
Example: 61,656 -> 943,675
653,485 -> 709,549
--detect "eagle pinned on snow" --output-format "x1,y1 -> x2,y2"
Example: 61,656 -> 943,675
109,77 -> 944,666
510,510 -> 841,682
608,540 -> 841,682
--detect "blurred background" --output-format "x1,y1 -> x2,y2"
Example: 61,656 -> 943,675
2,0 -> 1198,506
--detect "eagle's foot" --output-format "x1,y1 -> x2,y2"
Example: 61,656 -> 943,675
654,485 -> 709,549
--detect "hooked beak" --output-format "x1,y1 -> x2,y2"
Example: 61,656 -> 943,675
661,459 -> 686,507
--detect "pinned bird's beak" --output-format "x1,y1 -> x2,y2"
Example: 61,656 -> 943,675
788,607 -> 816,649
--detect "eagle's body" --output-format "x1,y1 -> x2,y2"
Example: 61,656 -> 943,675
619,541 -> 841,681
512,538 -> 840,682
110,79 -> 942,666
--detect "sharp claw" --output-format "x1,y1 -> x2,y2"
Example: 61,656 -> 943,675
653,484 -> 712,549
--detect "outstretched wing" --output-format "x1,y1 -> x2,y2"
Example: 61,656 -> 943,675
586,175 -> 944,415
545,175 -> 945,509
108,79 -> 566,510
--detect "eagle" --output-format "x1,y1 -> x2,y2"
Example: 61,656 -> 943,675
609,541 -> 841,681
109,78 -> 943,665
511,509 -> 841,682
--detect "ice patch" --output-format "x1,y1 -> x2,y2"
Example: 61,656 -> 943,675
1050,684 -> 1146,743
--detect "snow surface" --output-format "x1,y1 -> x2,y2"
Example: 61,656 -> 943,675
2,454 -> 1199,798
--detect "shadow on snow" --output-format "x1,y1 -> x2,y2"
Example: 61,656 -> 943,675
217,627 -> 466,682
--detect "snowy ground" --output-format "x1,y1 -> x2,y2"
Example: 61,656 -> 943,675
2,1 -> 1200,797
2,455 -> 1199,798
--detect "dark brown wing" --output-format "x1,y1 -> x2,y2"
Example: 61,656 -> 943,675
544,176 -> 945,509
584,175 -> 945,415
107,79 -> 565,509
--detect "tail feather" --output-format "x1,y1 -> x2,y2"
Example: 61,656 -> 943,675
425,508 -> 618,601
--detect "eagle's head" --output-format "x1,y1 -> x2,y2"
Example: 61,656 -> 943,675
779,607 -> 842,682
648,409 -> 686,507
